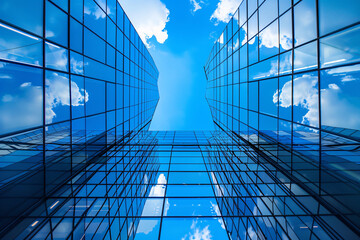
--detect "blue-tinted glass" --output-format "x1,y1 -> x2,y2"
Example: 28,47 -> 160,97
319,0 -> 360,36
279,10 -> 292,52
248,12 -> 258,40
52,0 -> 68,12
70,18 -> 83,53
46,1 -> 68,47
294,41 -> 317,73
45,71 -> 70,124
0,0 -> 43,36
134,219 -> 160,240
320,25 -> 360,68
0,62 -> 43,134
160,218 -> 229,240
278,76 -> 292,121
45,42 -> 69,71
240,44 -> 248,68
260,78 -> 278,117
321,64 -> 360,130
294,0 -> 317,46
248,37 -> 258,64
85,78 -> 105,116
84,28 -> 105,62
0,23 -> 42,66
70,51 -> 84,75
260,20 -> 279,60
279,0 -> 291,15
164,198 -> 219,216
107,83 -> 115,111
168,172 -> 210,184
248,0 -> 258,16
84,0 -> 106,39
293,71 -> 318,127
259,0 -> 278,31
249,81 -> 258,111
70,0 -> 83,22
71,75 -> 86,119
279,51 -> 292,75
166,185 -> 214,197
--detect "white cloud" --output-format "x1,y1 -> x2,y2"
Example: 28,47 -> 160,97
119,0 -> 170,47
210,0 -> 241,25
0,82 -> 42,134
45,72 -> 88,124
275,74 -> 319,127
190,0 -> 203,13
181,220 -> 212,240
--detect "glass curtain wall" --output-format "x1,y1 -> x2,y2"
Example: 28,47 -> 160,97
0,0 -> 159,236
204,0 -> 360,236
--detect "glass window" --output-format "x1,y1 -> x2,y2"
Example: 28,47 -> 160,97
294,0 -> 317,46
278,76 -> 292,121
259,0 -> 278,31
260,78 -> 278,117
51,0 -> 68,12
240,82 -> 248,109
248,37 -> 259,65
259,20 -> 279,60
319,0 -> 360,36
70,18 -> 83,53
71,75 -> 86,119
0,62 -> 43,135
85,78 -> 105,116
279,51 -> 292,75
135,218 -> 160,240
0,0 -> 43,36
0,23 -> 42,66
164,198 -> 219,216
45,42 -> 69,71
160,218 -> 229,240
248,0 -> 258,16
84,28 -> 105,62
239,0 -> 247,27
321,64 -> 360,130
70,51 -> 84,75
45,71 -> 70,124
249,81 -> 258,111
107,83 -> 116,111
46,1 -> 68,47
70,0 -> 83,22
279,10 -> 292,52
320,25 -> 360,68
294,41 -> 317,73
279,0 -> 291,15
293,71 -> 318,127
84,0 -> 106,39
248,12 -> 258,40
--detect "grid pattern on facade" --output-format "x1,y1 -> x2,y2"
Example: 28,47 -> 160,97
204,0 -> 360,234
0,0 -> 159,236
3,131 -> 358,239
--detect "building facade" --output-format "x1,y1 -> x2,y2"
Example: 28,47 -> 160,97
0,0 -> 159,237
204,0 -> 360,238
1,0 -> 360,239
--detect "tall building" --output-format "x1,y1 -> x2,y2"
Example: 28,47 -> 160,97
204,0 -> 360,238
0,0 -> 359,239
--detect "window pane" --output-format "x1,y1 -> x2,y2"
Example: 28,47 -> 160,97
320,25 -> 360,68
46,1 -> 68,47
0,62 -> 43,134
0,23 -> 42,66
45,42 -> 69,71
319,0 -> 360,36
321,64 -> 360,130
45,71 -> 70,124
293,71 -> 318,127
294,0 -> 317,46
0,0 -> 43,36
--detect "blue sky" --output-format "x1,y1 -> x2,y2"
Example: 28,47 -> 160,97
120,0 -> 242,130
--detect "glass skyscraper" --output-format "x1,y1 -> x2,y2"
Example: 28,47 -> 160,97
1,0 -> 360,239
